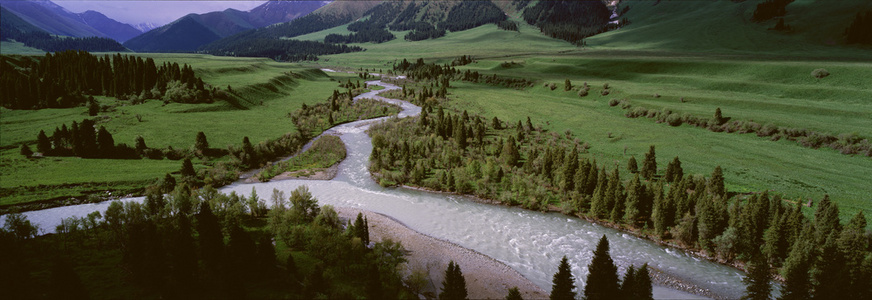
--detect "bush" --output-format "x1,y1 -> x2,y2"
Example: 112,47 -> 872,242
601,89 -> 610,96
626,106 -> 648,118
811,68 -> 830,79
578,89 -> 589,97
666,114 -> 683,126
608,99 -> 620,107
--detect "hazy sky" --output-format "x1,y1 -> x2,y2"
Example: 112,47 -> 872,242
54,1 -> 268,26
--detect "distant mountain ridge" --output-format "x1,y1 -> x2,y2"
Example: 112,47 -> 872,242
0,0 -> 141,42
123,0 -> 329,52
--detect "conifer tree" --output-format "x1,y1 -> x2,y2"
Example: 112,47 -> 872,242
741,253 -> 772,300
663,156 -> 683,183
562,147 -> 579,192
501,136 -> 520,167
813,194 -> 840,244
778,227 -> 813,300
550,256 -> 576,300
813,233 -> 847,299
708,166 -> 725,198
180,158 -> 195,178
506,287 -> 523,300
633,264 -> 654,300
37,130 -> 51,154
624,173 -> 644,227
641,145 -> 656,180
195,131 -> 209,152
620,265 -> 637,300
627,156 -> 638,174
19,144 -> 33,158
439,261 -> 468,300
584,235 -> 620,300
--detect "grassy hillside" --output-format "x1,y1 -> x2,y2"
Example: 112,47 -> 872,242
0,54 -> 361,206
586,0 -> 872,59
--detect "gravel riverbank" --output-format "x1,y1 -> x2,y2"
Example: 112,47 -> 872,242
335,206 -> 549,299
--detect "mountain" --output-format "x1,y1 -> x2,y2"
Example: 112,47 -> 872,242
0,0 -> 142,42
76,10 -> 141,42
123,0 -> 328,52
0,0 -> 106,37
133,22 -> 161,33
0,5 -> 46,36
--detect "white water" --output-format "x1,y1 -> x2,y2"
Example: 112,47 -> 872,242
2,77 -> 751,299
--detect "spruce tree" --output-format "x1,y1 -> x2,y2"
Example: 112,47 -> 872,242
439,261 -> 468,300
663,156 -> 682,183
813,233 -> 847,299
550,256 -> 576,300
19,144 -> 33,158
180,158 -> 195,178
624,173 -> 644,227
741,253 -> 772,300
813,195 -> 840,244
778,228 -> 813,300
195,131 -> 208,152
620,265 -> 637,300
37,130 -> 51,154
633,264 -> 653,300
708,166 -> 725,198
627,156 -> 638,174
506,287 -> 523,300
584,235 -> 620,300
641,145 -> 656,180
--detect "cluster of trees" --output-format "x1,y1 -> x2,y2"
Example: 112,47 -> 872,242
0,185 -> 412,299
28,119 -> 136,159
617,101 -> 872,157
752,0 -> 795,22
497,20 -> 520,32
437,1 -> 507,32
289,89 -> 402,137
549,236 -> 653,300
393,57 -> 534,89
0,28 -> 125,52
845,11 -> 872,44
370,68 -> 872,297
1,51 -> 215,109
200,38 -> 363,62
521,0 -> 612,44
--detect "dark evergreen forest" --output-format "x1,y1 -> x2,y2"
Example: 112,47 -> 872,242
1,51 -> 214,109
522,0 -> 612,44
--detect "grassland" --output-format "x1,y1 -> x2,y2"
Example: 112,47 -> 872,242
1,54 -> 361,207
298,1 -> 872,226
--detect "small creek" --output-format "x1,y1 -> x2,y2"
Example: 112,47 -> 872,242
3,76 -> 753,299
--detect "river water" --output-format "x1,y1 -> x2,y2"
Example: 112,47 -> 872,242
2,78 -> 751,299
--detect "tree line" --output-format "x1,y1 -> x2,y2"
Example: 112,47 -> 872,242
374,67 -> 872,299
846,10 -> 872,44
1,50 -> 215,109
0,28 -> 125,52
200,38 -> 363,62
0,185 -> 412,299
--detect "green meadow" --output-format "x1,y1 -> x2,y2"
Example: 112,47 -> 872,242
1,54 -> 361,207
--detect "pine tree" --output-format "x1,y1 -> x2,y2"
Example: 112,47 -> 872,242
180,158 -> 195,178
627,156 -> 638,174
584,235 -> 620,300
195,131 -> 209,152
550,256 -> 576,300
440,261 -> 468,300
663,156 -> 682,183
562,147 -> 579,192
506,287 -> 523,300
19,144 -> 33,158
633,263 -> 653,300
813,233 -> 847,299
708,166 -> 725,198
813,194 -> 840,244
741,253 -> 772,300
564,79 -> 572,91
641,145 -> 656,180
501,136 -> 520,167
624,174 -> 644,227
37,130 -> 51,154
620,265 -> 637,300
778,227 -> 813,300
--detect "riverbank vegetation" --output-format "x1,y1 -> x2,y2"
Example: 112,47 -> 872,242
0,185 -> 413,299
257,135 -> 346,182
372,58 -> 872,298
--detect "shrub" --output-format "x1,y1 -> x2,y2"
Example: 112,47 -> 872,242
549,83 -> 557,90
666,114 -> 683,126
608,99 -> 620,107
811,68 -> 830,79
757,123 -> 778,137
626,107 -> 649,118
601,89 -> 610,96
578,89 -> 589,97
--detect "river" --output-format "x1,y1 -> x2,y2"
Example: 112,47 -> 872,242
2,76 -> 752,299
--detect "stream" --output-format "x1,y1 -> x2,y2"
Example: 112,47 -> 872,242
2,75 -> 752,299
